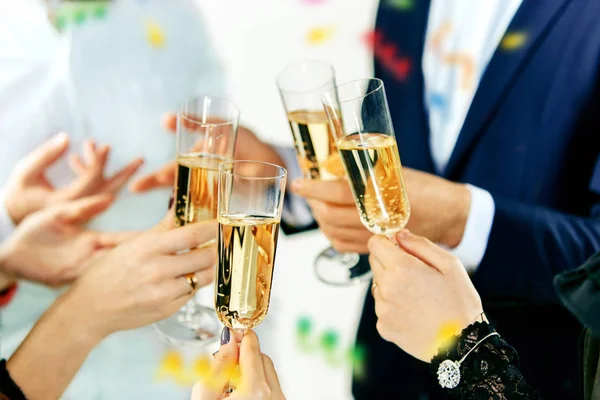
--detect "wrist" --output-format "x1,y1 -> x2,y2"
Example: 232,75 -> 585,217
51,289 -> 109,347
442,183 -> 470,248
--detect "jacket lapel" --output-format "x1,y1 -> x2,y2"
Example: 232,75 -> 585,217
375,0 -> 434,173
443,0 -> 573,178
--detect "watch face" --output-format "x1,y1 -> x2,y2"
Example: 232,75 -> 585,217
48,1 -> 111,31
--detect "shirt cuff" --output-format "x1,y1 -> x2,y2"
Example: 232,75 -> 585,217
0,189 -> 16,242
448,185 -> 495,273
275,146 -> 314,228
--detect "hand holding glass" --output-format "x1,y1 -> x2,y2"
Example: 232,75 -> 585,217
322,79 -> 410,240
154,96 -> 239,346
277,60 -> 363,286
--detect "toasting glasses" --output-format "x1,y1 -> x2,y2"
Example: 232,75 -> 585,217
154,96 -> 240,346
322,79 -> 410,274
277,60 -> 366,286
215,161 -> 287,332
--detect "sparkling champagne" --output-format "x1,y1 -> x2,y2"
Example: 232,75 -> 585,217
337,133 -> 410,235
174,153 -> 226,226
288,109 -> 345,180
216,214 -> 280,330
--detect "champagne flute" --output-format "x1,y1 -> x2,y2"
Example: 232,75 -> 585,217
154,95 -> 240,346
276,60 -> 367,286
322,78 -> 410,255
215,161 -> 287,332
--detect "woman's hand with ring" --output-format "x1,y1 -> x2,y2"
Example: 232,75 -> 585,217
61,220 -> 218,341
368,230 -> 483,362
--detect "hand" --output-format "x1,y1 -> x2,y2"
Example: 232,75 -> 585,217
192,330 -> 285,400
4,133 -> 144,224
401,168 -> 470,247
368,230 -> 483,362
64,220 -> 217,339
0,194 -> 135,287
290,179 -> 372,254
129,114 -> 285,193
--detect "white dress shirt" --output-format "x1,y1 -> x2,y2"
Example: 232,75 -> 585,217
423,0 -> 522,270
282,0 -> 523,271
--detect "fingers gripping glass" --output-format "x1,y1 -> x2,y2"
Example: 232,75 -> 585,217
276,60 -> 363,286
215,161 -> 286,331
322,79 -> 410,279
154,96 -> 240,346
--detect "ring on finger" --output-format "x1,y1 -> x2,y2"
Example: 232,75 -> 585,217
185,274 -> 199,295
371,282 -> 378,296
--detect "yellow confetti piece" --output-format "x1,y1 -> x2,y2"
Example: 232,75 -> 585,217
192,356 -> 212,379
431,321 -> 462,354
144,19 -> 166,48
155,351 -> 185,382
501,32 -> 527,51
307,26 -> 336,45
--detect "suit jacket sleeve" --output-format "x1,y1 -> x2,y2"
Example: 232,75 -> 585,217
473,155 -> 600,303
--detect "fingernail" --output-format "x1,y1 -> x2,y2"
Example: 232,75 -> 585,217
53,132 -> 68,145
168,195 -> 174,209
212,351 -> 218,357
398,229 -> 411,240
291,180 -> 302,191
220,327 -> 231,345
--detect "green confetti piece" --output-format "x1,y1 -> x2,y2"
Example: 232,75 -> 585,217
388,0 -> 413,10
348,345 -> 367,380
55,15 -> 67,31
320,330 -> 339,352
73,9 -> 87,25
296,317 -> 312,337
93,5 -> 108,19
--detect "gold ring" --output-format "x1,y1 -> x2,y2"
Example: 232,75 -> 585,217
186,274 -> 199,294
371,282 -> 378,296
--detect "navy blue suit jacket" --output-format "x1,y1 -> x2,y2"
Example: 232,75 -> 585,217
354,0 -> 600,398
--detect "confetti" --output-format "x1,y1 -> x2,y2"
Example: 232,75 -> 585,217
364,30 -> 412,82
442,52 -> 475,90
155,350 -> 187,384
73,9 -> 86,25
297,316 -> 313,337
347,344 -> 366,380
387,0 -> 414,10
144,19 -> 166,48
92,4 -> 108,19
432,321 -> 462,354
307,26 -> 336,46
320,329 -> 339,352
192,356 -> 212,379
429,22 -> 453,54
429,92 -> 447,109
501,32 -> 528,51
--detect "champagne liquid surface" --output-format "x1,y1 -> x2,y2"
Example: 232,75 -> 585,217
216,214 -> 280,330
288,109 -> 345,180
174,153 -> 226,226
337,133 -> 410,235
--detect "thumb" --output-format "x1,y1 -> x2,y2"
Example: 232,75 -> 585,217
18,132 -> 69,178
51,194 -> 114,225
192,332 -> 239,399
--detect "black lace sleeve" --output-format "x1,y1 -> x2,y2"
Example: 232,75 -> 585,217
430,322 -> 540,400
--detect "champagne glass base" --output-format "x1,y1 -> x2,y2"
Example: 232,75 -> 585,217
314,247 -> 372,286
154,305 -> 221,347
